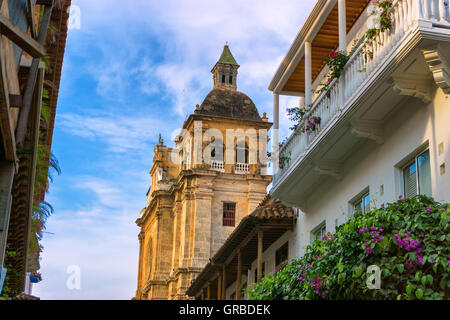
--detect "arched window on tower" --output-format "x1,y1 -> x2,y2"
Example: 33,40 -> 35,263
229,75 -> 233,84
210,138 -> 225,172
236,142 -> 249,164
222,74 -> 226,83
236,140 -> 250,174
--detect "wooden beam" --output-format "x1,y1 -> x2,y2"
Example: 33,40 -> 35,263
36,0 -> 54,5
15,2 -> 53,150
224,228 -> 258,266
0,35 -> 17,163
0,15 -> 45,58
257,230 -> 263,283
221,265 -> 226,300
21,67 -> 44,289
27,0 -> 38,39
217,274 -> 222,301
236,251 -> 242,300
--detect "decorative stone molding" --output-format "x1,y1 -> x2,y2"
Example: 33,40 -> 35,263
422,44 -> 450,94
313,160 -> 343,180
138,231 -> 145,242
350,120 -> 384,145
391,74 -> 432,103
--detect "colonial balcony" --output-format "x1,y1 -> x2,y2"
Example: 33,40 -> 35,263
210,160 -> 225,172
235,163 -> 250,174
270,0 -> 450,208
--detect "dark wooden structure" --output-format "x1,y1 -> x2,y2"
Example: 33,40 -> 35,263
186,197 -> 295,300
283,0 -> 370,93
0,0 -> 70,295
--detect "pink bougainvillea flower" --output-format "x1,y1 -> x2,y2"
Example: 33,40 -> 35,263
329,51 -> 339,59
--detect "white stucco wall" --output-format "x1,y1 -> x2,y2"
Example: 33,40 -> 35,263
224,87 -> 449,299
295,87 -> 450,256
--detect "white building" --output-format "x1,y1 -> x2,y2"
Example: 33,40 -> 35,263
270,0 -> 450,258
188,0 -> 450,299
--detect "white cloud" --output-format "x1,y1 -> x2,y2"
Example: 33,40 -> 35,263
57,113 -> 172,153
38,0 -> 317,300
69,0 -> 315,119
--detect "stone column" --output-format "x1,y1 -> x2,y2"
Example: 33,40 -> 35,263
190,180 -> 214,270
136,231 -> 145,298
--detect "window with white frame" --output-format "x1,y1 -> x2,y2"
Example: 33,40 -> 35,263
403,149 -> 432,198
353,192 -> 370,214
311,222 -> 326,242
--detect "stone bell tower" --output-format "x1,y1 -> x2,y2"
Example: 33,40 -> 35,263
212,45 -> 240,91
134,45 -> 272,301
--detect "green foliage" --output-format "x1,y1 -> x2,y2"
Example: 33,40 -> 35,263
315,51 -> 350,96
0,243 -> 25,299
247,196 -> 450,300
324,51 -> 350,80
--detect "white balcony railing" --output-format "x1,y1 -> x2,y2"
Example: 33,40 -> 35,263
210,160 -> 225,172
235,163 -> 250,174
275,0 -> 450,182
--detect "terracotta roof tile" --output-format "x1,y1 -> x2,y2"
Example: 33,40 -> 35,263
251,196 -> 295,220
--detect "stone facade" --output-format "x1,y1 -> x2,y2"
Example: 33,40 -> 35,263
134,46 -> 272,300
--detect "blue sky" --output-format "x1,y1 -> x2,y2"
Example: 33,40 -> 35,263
32,0 -> 315,300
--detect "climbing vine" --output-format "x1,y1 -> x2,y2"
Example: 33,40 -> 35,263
248,195 -> 450,300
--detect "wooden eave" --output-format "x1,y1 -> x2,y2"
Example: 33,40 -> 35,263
272,0 -> 370,94
6,0 -> 71,291
186,209 -> 295,297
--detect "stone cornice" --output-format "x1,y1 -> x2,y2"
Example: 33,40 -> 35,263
182,113 -> 273,132
422,43 -> 450,94
139,190 -> 173,224
391,74 -> 433,103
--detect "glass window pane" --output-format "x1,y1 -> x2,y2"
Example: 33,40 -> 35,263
418,150 -> 432,197
363,194 -> 370,213
404,162 -> 417,198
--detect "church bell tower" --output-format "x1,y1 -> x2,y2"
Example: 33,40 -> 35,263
212,45 -> 240,91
